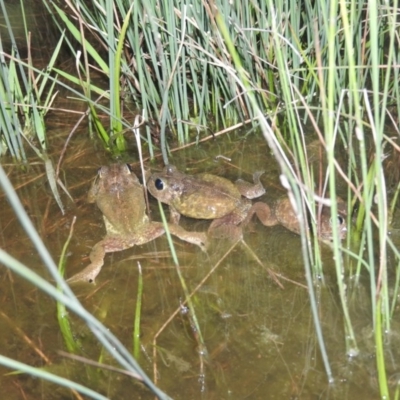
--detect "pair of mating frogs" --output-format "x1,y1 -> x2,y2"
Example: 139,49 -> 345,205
147,165 -> 347,240
68,164 -> 347,283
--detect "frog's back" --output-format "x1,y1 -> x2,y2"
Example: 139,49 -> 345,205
174,173 -> 242,219
93,164 -> 148,235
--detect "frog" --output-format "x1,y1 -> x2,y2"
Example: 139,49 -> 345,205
146,165 -> 266,240
244,196 -> 347,240
67,164 -> 208,284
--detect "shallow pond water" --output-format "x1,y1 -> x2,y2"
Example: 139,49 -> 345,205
0,123 -> 397,399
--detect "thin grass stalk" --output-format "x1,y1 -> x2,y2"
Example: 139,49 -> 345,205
142,2 -> 170,162
389,180 -> 400,226
0,355 -> 108,400
133,262 -> 143,360
390,258 -> 400,317
53,3 -> 117,148
0,46 -> 25,159
57,216 -> 81,353
156,201 -> 206,347
107,1 -> 128,151
0,1 -> 27,159
51,3 -> 109,72
131,4 -> 156,158
111,4 -> 134,151
106,0 -> 116,133
154,199 -> 209,386
49,3 -> 112,147
375,295 -> 390,398
158,5 -> 189,163
365,96 -> 390,331
0,54 -> 19,157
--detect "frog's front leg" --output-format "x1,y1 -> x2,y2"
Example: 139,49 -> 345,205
143,222 -> 208,251
138,222 -> 208,251
166,223 -> 208,251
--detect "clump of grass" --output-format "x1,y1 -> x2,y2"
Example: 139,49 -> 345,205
44,0 -> 284,157
0,1 -> 78,213
0,0 -> 60,161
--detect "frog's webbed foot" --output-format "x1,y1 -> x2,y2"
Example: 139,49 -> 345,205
67,242 -> 106,284
67,262 -> 103,284
235,171 -> 266,199
167,223 -> 209,251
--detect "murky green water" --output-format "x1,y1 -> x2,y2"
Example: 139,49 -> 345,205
0,120 -> 395,399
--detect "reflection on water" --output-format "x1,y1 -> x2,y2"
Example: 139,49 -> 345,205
0,128 -> 391,399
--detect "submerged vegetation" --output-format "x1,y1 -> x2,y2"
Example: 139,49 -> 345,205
0,0 -> 400,398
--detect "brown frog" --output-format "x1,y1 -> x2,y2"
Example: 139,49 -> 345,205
146,165 -> 266,239
246,196 -> 347,240
67,164 -> 207,284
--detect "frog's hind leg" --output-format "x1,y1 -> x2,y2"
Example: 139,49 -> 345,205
67,241 -> 107,284
243,201 -> 278,227
67,236 -> 136,284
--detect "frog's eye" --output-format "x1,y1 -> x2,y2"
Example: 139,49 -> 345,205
337,215 -> 345,225
330,215 -> 345,226
155,178 -> 165,190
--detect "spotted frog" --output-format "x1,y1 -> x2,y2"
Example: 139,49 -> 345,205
146,165 -> 266,239
246,196 -> 347,240
67,164 -> 207,284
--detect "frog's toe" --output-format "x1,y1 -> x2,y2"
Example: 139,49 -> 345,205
253,170 -> 265,181
235,170 -> 266,199
183,231 -> 209,251
196,233 -> 209,251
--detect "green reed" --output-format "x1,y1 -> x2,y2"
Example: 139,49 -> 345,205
133,262 -> 143,360
57,216 -> 81,354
